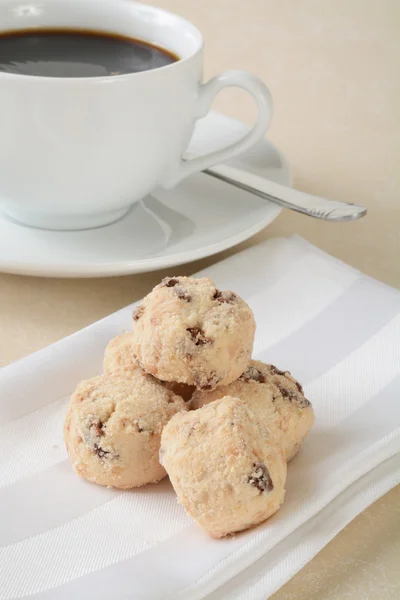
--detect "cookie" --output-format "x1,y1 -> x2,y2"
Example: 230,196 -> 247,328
160,395 -> 286,538
131,276 -> 255,391
64,368 -> 187,489
103,332 -> 138,373
190,360 -> 314,461
104,332 -> 195,401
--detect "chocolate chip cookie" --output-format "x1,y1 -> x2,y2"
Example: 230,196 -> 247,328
103,332 -> 138,374
64,368 -> 187,489
131,276 -> 256,391
160,395 -> 286,538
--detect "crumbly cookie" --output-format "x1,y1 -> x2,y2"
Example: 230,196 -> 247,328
131,276 -> 255,391
64,368 -> 187,489
160,395 -> 286,538
104,332 -> 195,401
103,332 -> 138,373
190,360 -> 314,461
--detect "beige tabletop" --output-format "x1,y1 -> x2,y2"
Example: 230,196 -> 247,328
0,0 -> 399,597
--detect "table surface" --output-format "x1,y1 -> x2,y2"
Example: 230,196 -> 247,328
1,1 -> 399,598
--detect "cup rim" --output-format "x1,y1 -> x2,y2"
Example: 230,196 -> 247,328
0,0 -> 204,83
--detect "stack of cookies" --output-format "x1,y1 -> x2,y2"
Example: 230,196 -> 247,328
65,276 -> 314,538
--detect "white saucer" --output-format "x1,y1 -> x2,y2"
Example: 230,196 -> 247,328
0,112 -> 290,278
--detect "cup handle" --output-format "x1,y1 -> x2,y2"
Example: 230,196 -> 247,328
162,70 -> 273,188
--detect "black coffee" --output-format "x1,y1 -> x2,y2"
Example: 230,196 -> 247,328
0,29 -> 178,77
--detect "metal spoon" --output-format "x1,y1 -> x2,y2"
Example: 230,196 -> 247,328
204,163 -> 367,221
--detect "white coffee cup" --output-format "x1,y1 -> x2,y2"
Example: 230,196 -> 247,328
0,0 -> 273,230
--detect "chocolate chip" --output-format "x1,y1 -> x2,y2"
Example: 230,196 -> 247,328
212,289 -> 236,303
90,420 -> 105,437
268,365 -> 307,405
133,305 -> 144,321
276,382 -> 297,400
269,365 -> 287,377
298,395 -> 311,408
295,380 -> 304,394
248,463 -> 274,492
240,366 -> 266,384
176,288 -> 191,302
276,382 -> 310,408
186,326 -> 211,346
93,444 -> 111,459
162,277 -> 179,287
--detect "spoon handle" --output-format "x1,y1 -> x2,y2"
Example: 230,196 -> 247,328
204,163 -> 367,221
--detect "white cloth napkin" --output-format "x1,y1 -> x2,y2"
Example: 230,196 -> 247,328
0,236 -> 399,600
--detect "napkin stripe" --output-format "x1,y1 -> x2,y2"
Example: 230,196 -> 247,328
306,314 -> 400,425
258,277 -> 400,383
0,462 -> 118,546
0,481 -> 192,599
250,251 -> 359,352
0,398 -> 68,488
0,309 -> 134,426
194,237 -> 305,296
